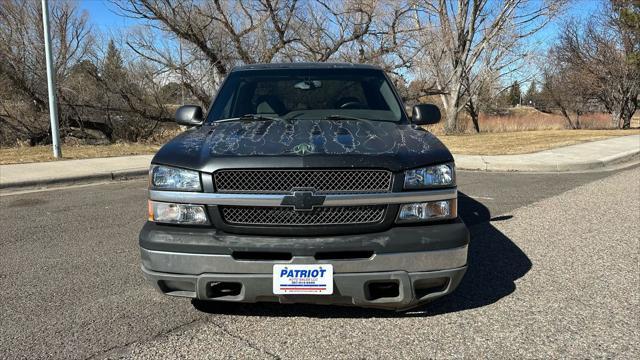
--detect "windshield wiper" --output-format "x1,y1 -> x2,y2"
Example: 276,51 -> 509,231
324,114 -> 374,123
215,114 -> 283,124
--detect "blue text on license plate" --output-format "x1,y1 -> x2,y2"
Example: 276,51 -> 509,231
272,264 -> 333,295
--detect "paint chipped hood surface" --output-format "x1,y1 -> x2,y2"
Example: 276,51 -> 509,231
153,119 -> 453,172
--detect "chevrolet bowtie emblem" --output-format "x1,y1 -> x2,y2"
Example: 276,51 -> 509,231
281,190 -> 326,211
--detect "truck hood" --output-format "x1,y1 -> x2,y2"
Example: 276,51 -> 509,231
153,119 -> 454,172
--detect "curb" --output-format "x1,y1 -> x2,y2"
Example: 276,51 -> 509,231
0,168 -> 148,191
455,148 -> 639,172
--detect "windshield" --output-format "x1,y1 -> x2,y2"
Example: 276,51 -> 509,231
206,68 -> 405,123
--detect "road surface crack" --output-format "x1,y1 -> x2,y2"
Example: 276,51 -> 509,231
84,316 -> 206,360
206,318 -> 281,359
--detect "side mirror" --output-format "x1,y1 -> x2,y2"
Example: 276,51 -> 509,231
175,105 -> 204,126
411,104 -> 441,125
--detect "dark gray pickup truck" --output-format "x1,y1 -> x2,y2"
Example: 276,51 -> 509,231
140,63 -> 469,310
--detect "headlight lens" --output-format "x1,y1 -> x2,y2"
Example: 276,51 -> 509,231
404,163 -> 454,189
397,199 -> 457,223
150,165 -> 201,191
148,201 -> 209,225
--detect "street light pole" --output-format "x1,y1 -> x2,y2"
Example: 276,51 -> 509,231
179,37 -> 185,105
41,0 -> 62,158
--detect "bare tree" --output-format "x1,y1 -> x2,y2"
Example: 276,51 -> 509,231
553,2 -> 639,129
111,0 -> 304,104
111,0 -> 416,104
0,0 -> 93,145
0,0 -> 180,146
463,66 -> 500,132
412,0 -> 566,134
540,64 -> 591,130
462,38 -> 529,132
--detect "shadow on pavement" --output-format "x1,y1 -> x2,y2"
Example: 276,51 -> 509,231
425,193 -> 531,316
192,192 -> 531,318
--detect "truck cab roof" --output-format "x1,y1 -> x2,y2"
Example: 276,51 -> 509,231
231,62 -> 382,72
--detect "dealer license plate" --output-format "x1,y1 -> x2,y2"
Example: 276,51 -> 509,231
272,264 -> 333,295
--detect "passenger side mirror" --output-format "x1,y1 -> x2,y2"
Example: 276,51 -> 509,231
175,105 -> 204,126
411,104 -> 441,125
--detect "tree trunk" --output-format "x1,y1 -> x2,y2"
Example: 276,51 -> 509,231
441,89 -> 462,134
611,111 -> 622,129
470,112 -> 479,133
444,105 -> 459,134
622,112 -> 632,129
466,99 -> 480,133
621,101 -> 636,129
559,107 -> 577,129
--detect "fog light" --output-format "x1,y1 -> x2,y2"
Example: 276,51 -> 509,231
149,201 -> 209,225
397,199 -> 456,223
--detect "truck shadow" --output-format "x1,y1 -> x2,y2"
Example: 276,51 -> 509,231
423,192 -> 531,316
192,192 -> 531,318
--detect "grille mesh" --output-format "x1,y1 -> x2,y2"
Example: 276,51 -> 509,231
214,170 -> 392,194
221,206 -> 386,226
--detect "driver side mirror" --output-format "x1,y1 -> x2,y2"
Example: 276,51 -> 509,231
411,104 -> 441,125
175,105 -> 204,126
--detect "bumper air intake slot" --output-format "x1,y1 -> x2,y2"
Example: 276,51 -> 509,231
206,281 -> 242,298
365,281 -> 400,301
157,280 -> 196,297
413,277 -> 449,300
314,250 -> 374,260
232,251 -> 292,261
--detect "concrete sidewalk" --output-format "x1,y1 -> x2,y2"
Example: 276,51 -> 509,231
454,134 -> 639,172
0,155 -> 153,189
1,135 -> 638,189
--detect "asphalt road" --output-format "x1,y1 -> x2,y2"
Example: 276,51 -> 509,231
1,167 -> 638,359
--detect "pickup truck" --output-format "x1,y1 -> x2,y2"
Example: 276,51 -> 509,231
140,63 -> 469,310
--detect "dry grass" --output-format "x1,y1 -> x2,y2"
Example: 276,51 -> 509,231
425,107 -> 637,134
438,129 -> 640,155
0,143 -> 160,165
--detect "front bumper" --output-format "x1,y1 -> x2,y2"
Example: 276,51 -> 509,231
139,220 -> 469,310
142,265 -> 466,310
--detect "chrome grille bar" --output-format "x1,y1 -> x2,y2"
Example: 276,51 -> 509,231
148,188 -> 457,206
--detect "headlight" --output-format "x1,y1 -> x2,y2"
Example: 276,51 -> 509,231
148,201 -> 209,225
397,199 -> 457,223
150,165 -> 201,191
404,163 -> 455,189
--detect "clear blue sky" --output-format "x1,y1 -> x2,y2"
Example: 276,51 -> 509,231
78,0 -> 132,30
531,0 -> 603,46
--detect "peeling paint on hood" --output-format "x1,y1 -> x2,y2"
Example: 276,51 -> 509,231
184,119 -> 435,156
154,119 -> 453,172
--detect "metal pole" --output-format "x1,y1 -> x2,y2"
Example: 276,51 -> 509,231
41,0 -> 62,158
179,37 -> 185,105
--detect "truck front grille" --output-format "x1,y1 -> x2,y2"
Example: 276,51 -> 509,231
220,205 -> 386,226
214,169 -> 392,194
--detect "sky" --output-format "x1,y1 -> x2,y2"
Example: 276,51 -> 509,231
77,0 -> 605,88
530,0 -> 602,47
78,0 -> 133,31
79,0 -> 604,43
76,0 -> 607,35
